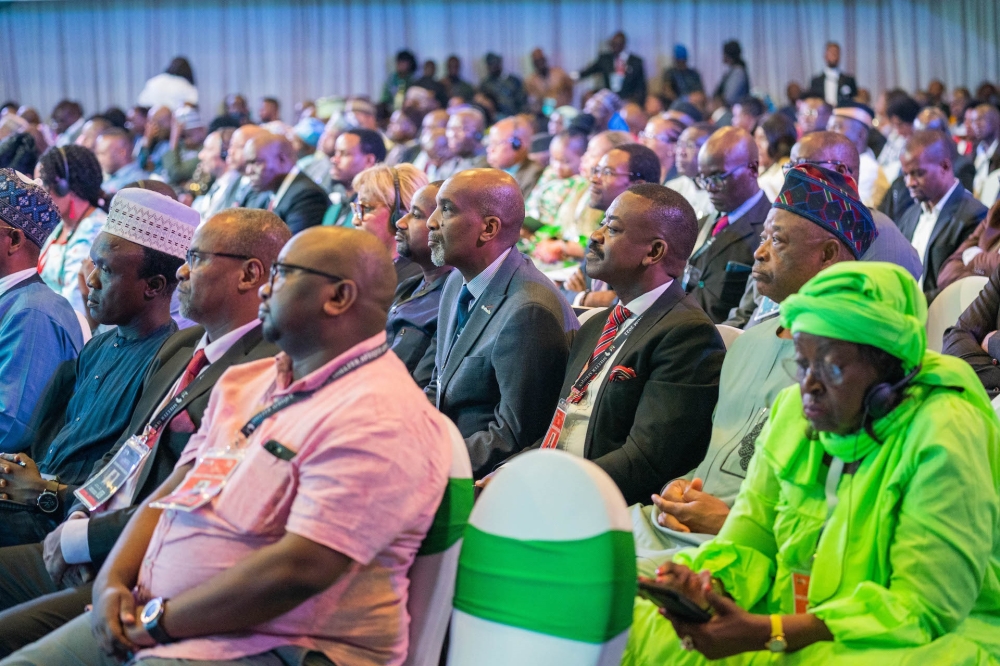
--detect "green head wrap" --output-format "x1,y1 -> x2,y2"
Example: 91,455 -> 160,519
780,262 -> 926,371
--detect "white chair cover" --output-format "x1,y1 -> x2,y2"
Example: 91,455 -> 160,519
715,324 -> 744,350
578,306 -> 608,326
404,420 -> 473,666
448,450 -> 634,666
926,276 -> 989,352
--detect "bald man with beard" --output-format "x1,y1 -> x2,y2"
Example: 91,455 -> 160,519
426,168 -> 578,477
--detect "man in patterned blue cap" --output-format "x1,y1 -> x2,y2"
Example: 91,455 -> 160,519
630,164 -> 877,576
0,169 -> 84,453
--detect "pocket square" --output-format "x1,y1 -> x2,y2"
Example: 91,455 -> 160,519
608,365 -> 637,382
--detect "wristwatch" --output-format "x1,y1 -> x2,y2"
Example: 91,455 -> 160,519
140,597 -> 175,644
36,480 -> 60,514
765,613 -> 787,653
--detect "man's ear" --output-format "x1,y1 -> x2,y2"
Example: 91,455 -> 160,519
240,259 -> 266,292
322,280 -> 358,317
479,215 -> 503,243
144,274 -> 168,299
644,239 -> 667,266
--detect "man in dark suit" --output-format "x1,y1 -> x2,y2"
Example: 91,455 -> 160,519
536,184 -> 725,505
684,126 -> 769,323
426,169 -> 578,478
0,209 -> 289,656
943,264 -> 1000,396
807,41 -> 857,106
245,132 -> 330,233
896,130 -> 987,297
577,31 -> 647,105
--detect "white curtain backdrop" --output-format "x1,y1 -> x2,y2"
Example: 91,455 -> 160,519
1,0 -> 998,122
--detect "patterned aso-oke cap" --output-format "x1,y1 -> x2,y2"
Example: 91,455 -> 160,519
104,188 -> 199,259
773,164 -> 877,260
0,168 -> 61,248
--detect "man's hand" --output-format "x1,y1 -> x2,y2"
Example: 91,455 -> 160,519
565,267 -> 586,293
0,453 -> 47,504
91,583 -> 140,658
652,478 -> 730,536
123,603 -> 158,649
983,331 -> 996,354
44,512 -> 91,586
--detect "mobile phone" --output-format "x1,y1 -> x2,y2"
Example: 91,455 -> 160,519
636,577 -> 712,624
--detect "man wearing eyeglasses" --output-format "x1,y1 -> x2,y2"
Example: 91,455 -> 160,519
683,126 -> 769,323
0,209 -> 288,654
639,115 -> 685,184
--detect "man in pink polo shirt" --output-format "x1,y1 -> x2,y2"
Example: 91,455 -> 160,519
1,227 -> 453,666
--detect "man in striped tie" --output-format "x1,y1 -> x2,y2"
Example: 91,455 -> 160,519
533,183 -> 726,505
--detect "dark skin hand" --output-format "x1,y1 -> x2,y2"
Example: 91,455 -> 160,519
0,453 -> 70,505
651,477 -> 731,535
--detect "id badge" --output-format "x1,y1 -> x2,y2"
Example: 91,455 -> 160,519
74,435 -> 151,511
792,569 -> 811,614
150,451 -> 242,512
682,264 -> 701,291
541,399 -> 569,449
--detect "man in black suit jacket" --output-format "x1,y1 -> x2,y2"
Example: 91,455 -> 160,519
684,126 -> 769,323
535,185 -> 725,505
245,132 -> 330,233
0,209 -> 289,656
807,42 -> 857,106
943,264 -> 1000,395
577,31 -> 647,104
896,130 -> 987,297
426,169 -> 578,478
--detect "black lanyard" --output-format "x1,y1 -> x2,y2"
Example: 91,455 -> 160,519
570,316 -> 642,397
240,342 -> 389,439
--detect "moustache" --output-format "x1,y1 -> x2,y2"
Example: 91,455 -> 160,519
587,242 -> 603,258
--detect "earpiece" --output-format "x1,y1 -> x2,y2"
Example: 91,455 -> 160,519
863,365 -> 920,421
53,147 -> 71,197
389,167 -> 403,229
510,136 -> 522,151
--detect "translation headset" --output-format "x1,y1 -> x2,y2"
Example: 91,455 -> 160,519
389,167 -> 403,232
510,136 -> 522,151
53,147 -> 72,197
862,364 -> 921,421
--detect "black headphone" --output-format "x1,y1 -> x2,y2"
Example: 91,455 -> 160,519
510,136 -> 522,151
862,364 -> 921,421
389,167 -> 403,230
53,147 -> 71,197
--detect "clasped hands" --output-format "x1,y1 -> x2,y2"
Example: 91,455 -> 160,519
91,583 -> 158,660
0,452 -> 47,504
651,477 -> 730,535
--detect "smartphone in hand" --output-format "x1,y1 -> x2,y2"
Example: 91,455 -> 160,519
636,577 -> 712,624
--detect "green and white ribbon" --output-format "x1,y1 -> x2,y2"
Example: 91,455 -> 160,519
417,477 -> 475,556
453,526 -> 636,643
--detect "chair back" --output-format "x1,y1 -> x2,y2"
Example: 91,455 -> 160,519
926,276 -> 989,352
715,324 -> 743,350
404,420 -> 474,666
577,306 -> 608,326
448,450 -> 634,666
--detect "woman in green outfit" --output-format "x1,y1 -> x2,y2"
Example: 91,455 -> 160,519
624,261 -> 1000,665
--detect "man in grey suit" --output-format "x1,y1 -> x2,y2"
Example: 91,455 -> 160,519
0,209 -> 289,656
426,169 -> 579,478
896,130 -> 987,298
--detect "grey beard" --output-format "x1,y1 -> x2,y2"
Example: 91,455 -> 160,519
430,244 -> 447,267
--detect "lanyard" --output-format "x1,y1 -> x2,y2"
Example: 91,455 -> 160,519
568,315 -> 642,401
240,341 -> 389,439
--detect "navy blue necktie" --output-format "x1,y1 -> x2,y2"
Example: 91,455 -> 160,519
455,285 -> 474,337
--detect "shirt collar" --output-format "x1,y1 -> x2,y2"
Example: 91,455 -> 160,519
920,178 -> 960,216
273,330 -> 387,393
978,139 -> 999,159
195,319 -> 261,365
465,247 -> 512,301
824,66 -> 840,78
621,279 -> 673,317
722,188 -> 765,220
0,267 -> 39,297
271,167 -> 300,209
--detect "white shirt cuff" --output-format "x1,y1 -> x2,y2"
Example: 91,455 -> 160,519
963,246 -> 985,266
60,516 -> 92,565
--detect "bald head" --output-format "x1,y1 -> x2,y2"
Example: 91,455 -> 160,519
427,168 -> 525,279
208,209 -> 292,271
698,126 -> 760,212
228,124 -> 267,172
793,131 -> 860,178
245,133 -> 296,192
261,227 -> 396,359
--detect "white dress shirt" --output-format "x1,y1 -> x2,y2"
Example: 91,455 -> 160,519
974,139 -> 999,200
910,179 -> 960,289
557,280 -> 672,457
61,319 -> 264,565
858,148 -> 891,208
0,267 -> 39,296
823,67 -> 840,106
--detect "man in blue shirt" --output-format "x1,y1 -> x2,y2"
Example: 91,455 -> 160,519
0,169 -> 84,453
0,188 -> 198,546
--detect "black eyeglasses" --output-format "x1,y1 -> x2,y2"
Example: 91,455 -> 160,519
185,249 -> 252,267
782,159 -> 849,176
268,262 -> 345,288
695,165 -> 750,191
590,166 -> 641,180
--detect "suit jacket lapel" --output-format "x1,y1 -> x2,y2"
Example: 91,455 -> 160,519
926,186 -> 964,263
439,251 -> 519,393
582,281 -> 686,458
133,325 -> 266,497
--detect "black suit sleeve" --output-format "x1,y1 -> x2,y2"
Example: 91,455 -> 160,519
578,56 -> 606,80
591,317 -> 724,505
87,507 -> 137,567
424,326 -> 440,405
466,302 -> 571,477
634,59 -> 647,104
282,185 -> 331,234
942,265 -> 1000,393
